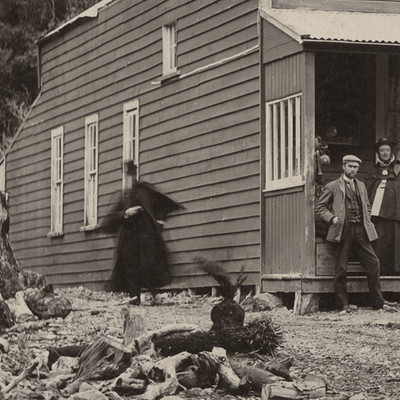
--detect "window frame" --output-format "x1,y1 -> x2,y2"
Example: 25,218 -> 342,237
264,93 -> 304,192
82,114 -> 99,230
49,126 -> 64,236
123,100 -> 139,190
162,23 -> 177,76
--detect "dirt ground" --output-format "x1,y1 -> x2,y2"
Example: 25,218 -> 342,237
3,287 -> 400,399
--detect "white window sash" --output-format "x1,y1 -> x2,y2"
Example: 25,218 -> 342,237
84,114 -> 98,227
162,24 -> 177,76
123,100 -> 139,190
265,93 -> 304,192
50,126 -> 63,234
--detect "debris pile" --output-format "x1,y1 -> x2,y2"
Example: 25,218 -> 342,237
0,261 -> 329,399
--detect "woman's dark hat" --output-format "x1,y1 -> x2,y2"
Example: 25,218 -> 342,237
374,137 -> 397,152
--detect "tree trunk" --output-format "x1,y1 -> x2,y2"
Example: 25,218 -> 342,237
0,192 -> 46,300
0,192 -> 24,300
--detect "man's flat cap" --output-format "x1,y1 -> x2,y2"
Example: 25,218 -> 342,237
342,155 -> 362,165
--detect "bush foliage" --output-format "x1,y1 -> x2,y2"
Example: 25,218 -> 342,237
0,0 -> 101,151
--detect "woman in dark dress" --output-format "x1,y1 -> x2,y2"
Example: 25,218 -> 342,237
368,138 -> 400,275
101,162 -> 182,304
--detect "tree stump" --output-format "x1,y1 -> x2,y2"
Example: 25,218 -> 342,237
121,307 -> 146,347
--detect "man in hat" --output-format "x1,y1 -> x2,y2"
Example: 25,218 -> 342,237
316,155 -> 395,311
368,137 -> 400,275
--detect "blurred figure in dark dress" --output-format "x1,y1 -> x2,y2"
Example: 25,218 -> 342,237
368,138 -> 400,275
101,161 -> 183,304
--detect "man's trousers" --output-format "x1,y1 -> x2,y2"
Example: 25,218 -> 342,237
334,222 -> 384,309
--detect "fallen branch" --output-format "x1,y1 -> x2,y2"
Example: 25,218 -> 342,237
132,324 -> 198,353
7,320 -> 48,332
3,360 -> 39,394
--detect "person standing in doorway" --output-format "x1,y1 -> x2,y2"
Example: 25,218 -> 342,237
316,155 -> 397,311
368,138 -> 400,275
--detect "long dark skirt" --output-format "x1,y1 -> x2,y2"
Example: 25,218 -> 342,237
372,217 -> 400,275
111,211 -> 172,295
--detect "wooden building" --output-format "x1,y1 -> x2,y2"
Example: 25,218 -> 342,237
3,0 -> 400,301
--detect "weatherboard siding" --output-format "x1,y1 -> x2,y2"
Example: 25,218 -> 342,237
6,0 -> 261,290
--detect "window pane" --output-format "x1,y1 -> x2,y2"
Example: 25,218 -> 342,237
265,94 -> 302,188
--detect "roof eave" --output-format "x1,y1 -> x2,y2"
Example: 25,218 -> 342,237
259,8 -> 305,44
38,0 -> 115,46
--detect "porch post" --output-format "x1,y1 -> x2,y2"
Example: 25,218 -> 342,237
302,51 -> 316,277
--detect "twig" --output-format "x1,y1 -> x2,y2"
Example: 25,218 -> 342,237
3,360 -> 39,393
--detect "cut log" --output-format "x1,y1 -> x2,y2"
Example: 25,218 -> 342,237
261,381 -> 303,399
121,307 -> 146,347
64,336 -> 133,395
75,336 -> 133,381
262,375 -> 326,400
230,361 -> 285,391
131,324 -> 198,354
139,351 -> 192,400
113,377 -> 147,396
176,352 -> 218,389
207,347 -> 249,394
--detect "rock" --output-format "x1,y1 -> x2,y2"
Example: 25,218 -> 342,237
51,356 -> 79,375
68,389 -> 108,400
46,373 -> 74,390
252,293 -> 283,310
160,396 -> 183,400
0,337 -> 9,353
349,394 -> 368,400
5,291 -> 35,322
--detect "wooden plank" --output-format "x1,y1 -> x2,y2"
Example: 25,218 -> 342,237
169,245 -> 260,266
141,141 -> 259,176
36,68 -> 259,131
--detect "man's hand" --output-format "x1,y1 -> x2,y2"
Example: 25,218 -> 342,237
125,206 -> 143,216
331,216 -> 339,226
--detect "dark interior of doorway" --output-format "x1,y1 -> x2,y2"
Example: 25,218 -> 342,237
315,52 -> 376,183
314,52 -> 376,263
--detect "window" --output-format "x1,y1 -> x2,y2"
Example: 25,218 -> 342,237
50,126 -> 63,235
83,114 -> 98,229
123,100 -> 139,190
265,93 -> 303,191
162,23 -> 177,76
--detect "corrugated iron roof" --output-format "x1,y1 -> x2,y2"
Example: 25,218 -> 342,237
260,7 -> 400,45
